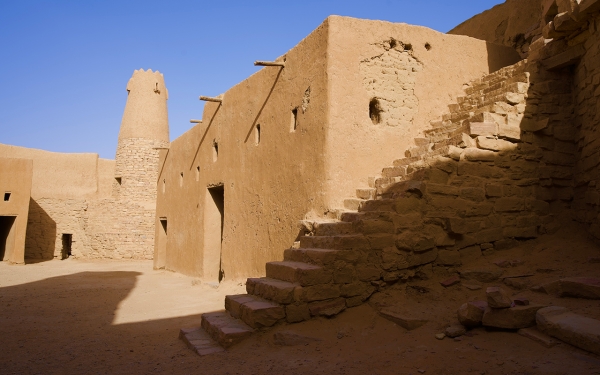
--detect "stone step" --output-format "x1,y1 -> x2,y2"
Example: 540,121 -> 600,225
344,198 -> 366,211
356,188 -> 376,200
179,327 -> 225,356
300,234 -> 370,251
368,176 -> 402,189
266,261 -> 332,286
393,156 -> 421,167
200,311 -> 254,349
312,221 -> 354,236
246,277 -> 299,304
324,209 -> 360,222
381,166 -> 407,178
225,294 -> 285,328
284,248 -> 343,266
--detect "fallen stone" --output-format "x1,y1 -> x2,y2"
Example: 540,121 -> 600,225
460,268 -> 503,283
537,306 -> 600,355
559,277 -> 600,299
457,301 -> 488,328
445,324 -> 466,338
273,331 -> 322,346
482,304 -> 546,329
518,328 -> 558,348
380,309 -> 428,331
440,275 -> 461,287
308,298 -> 346,317
486,287 -> 513,309
435,333 -> 445,340
504,277 -> 530,290
463,283 -> 482,291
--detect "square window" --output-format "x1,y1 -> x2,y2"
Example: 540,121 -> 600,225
3,192 -> 10,201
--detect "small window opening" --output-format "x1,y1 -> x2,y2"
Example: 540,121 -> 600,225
404,43 -> 413,51
255,124 -> 261,145
369,98 -> 383,125
115,177 -> 122,185
61,234 -> 72,260
160,218 -> 167,235
213,141 -> 219,162
425,43 -> 431,51
196,166 -> 200,182
180,172 -> 184,187
291,108 -> 298,132
3,192 -> 10,202
162,179 -> 165,193
389,38 -> 398,49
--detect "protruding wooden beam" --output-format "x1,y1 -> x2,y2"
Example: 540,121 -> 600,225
189,119 -> 203,124
254,61 -> 285,67
199,96 -> 223,103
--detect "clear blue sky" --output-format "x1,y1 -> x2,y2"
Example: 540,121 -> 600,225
0,0 -> 503,159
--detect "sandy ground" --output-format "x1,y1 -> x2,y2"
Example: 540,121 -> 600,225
1,223 -> 600,375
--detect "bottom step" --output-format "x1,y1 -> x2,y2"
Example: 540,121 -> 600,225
179,327 -> 225,356
201,311 -> 255,348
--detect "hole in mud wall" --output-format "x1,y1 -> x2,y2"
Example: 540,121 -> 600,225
369,98 -> 383,125
291,108 -> 298,132
425,43 -> 431,51
115,177 -> 122,185
196,166 -> 200,182
213,141 -> 219,162
389,38 -> 398,49
61,233 -> 72,260
404,43 -> 413,51
255,124 -> 261,145
179,172 -> 183,187
4,192 -> 11,202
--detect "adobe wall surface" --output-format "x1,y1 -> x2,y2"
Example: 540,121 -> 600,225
0,143 -> 114,200
0,158 -> 32,264
325,16 -> 521,209
155,20 -> 331,279
449,0 -> 543,57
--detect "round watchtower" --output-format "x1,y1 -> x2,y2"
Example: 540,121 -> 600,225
114,69 -> 170,205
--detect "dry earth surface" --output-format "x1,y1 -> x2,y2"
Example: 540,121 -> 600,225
1,223 -> 600,375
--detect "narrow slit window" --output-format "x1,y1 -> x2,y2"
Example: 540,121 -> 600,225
213,141 -> 219,162
180,172 -> 184,187
196,166 -> 200,181
162,179 -> 166,193
255,124 -> 261,145
291,108 -> 298,132
3,192 -> 11,201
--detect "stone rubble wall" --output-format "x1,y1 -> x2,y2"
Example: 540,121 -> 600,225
113,138 -> 169,203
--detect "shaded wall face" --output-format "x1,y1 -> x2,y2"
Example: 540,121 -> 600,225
325,17 -> 521,209
573,18 -> 600,238
0,158 -> 32,264
155,20 -> 331,279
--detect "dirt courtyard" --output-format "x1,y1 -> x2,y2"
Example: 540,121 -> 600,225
2,226 -> 600,375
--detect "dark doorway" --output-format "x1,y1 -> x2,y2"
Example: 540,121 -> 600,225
204,185 -> 224,283
61,234 -> 72,260
156,218 -> 168,269
0,216 -> 16,261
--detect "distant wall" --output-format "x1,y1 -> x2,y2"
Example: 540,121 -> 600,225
0,158 -> 32,264
448,0 -> 543,57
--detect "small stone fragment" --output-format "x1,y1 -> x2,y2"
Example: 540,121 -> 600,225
486,287 -> 512,309
440,275 -> 461,287
435,333 -> 446,340
463,283 -> 482,291
380,309 -> 428,331
445,324 -> 466,338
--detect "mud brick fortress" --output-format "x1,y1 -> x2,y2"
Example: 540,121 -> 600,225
1,0 -> 600,353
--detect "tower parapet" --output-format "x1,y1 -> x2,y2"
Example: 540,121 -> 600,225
114,69 -> 170,204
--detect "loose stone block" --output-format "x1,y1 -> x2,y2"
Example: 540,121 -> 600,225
537,306 -> 600,355
380,309 -> 428,330
486,287 -> 513,308
468,122 -> 498,137
482,304 -> 546,329
285,303 -> 311,323
458,301 -> 488,327
436,250 -> 461,266
463,148 -> 497,162
308,298 -> 346,317
559,277 -> 600,299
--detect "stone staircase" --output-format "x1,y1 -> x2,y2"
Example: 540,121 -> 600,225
182,58 -> 579,355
